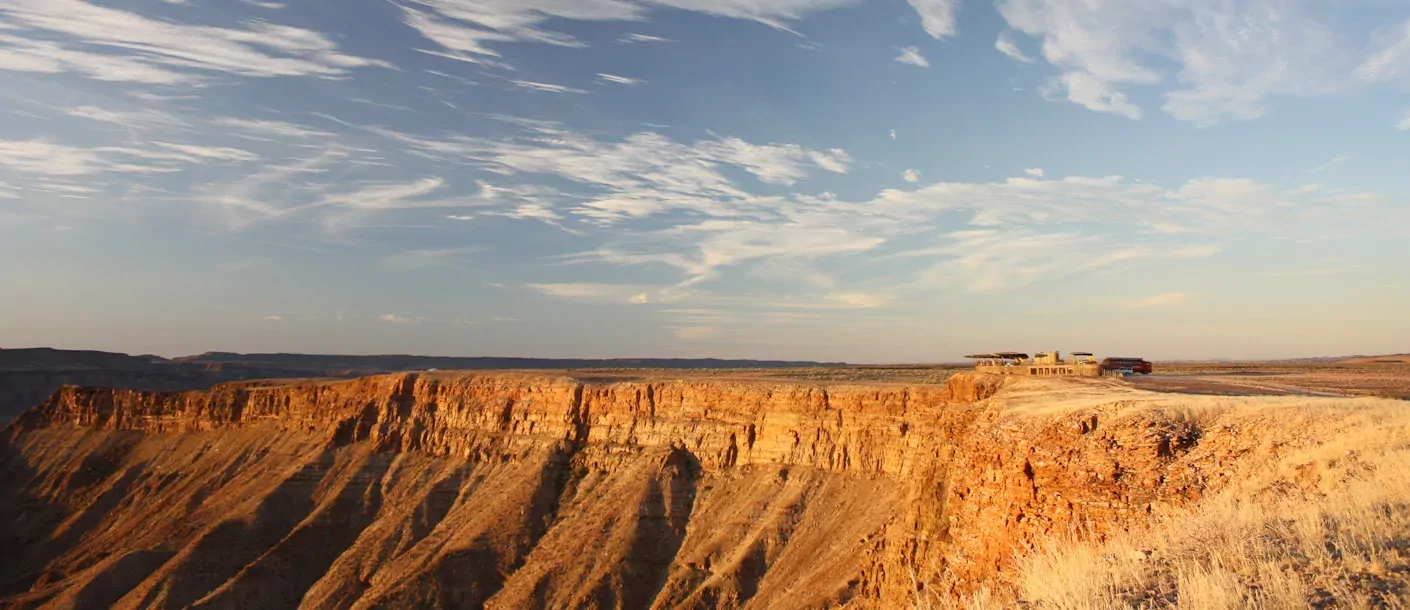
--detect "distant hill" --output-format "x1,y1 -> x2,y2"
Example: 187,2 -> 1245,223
1336,354 -> 1410,365
173,351 -> 846,373
0,347 -> 167,371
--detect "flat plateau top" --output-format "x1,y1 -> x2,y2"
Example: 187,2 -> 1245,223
214,361 -> 1410,400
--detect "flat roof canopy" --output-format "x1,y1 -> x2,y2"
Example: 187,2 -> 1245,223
1071,351 -> 1093,356
965,352 -> 1029,359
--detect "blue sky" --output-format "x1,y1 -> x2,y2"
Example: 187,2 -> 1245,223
1,0 -> 1408,362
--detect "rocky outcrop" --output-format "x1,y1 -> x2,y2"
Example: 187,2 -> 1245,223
0,372 -> 1305,608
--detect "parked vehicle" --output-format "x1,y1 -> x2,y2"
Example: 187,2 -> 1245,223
1100,357 -> 1152,374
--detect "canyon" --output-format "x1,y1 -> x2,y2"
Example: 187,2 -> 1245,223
0,348 -> 844,424
1,370 -> 1404,608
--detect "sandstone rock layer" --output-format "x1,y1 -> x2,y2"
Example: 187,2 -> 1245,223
0,372 -> 1309,608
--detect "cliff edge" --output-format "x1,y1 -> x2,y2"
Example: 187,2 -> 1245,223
1,372 -> 1394,608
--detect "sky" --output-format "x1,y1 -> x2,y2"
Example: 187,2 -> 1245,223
1,0 -> 1408,362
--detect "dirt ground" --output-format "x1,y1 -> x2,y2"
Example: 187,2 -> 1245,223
1128,362 -> 1410,400
554,361 -> 1410,400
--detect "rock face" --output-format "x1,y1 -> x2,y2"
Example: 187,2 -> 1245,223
0,347 -> 848,425
0,372 -> 1270,608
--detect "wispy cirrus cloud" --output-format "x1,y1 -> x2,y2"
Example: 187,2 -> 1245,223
513,79 -> 587,93
376,124 -> 852,225
994,29 -> 1034,63
894,46 -> 930,68
598,73 -> 643,85
152,142 -> 258,163
214,118 -> 334,139
0,139 -> 244,175
400,0 -> 858,64
1356,18 -> 1410,84
525,282 -> 657,304
0,0 -> 389,83
992,0 -> 1397,124
64,105 -> 184,128
618,33 -> 671,44
673,325 -> 720,340
1124,293 -> 1190,308
361,118 -> 1387,303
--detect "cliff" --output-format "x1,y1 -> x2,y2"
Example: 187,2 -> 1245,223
0,347 -> 850,424
0,372 -> 1363,608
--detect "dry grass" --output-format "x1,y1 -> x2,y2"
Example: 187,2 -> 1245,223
950,397 -> 1410,609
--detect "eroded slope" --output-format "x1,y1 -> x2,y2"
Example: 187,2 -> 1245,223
1,372 -> 1392,608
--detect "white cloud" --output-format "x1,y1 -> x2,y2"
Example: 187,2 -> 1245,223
65,105 -> 182,128
572,218 -> 886,289
214,118 -> 334,139
0,139 -> 218,175
889,129 -> 897,140
261,315 -> 284,321
0,140 -> 112,176
381,126 -> 850,225
153,142 -> 258,163
902,230 -> 1216,294
504,202 -> 562,221
318,178 -> 447,211
673,326 -> 720,340
0,0 -> 388,83
402,0 -> 855,62
824,292 -> 888,309
1125,293 -> 1190,308
998,0 -> 1351,124
242,0 -> 286,8
995,29 -> 1034,63
906,0 -> 960,39
526,282 -> 657,304
903,169 -> 920,182
376,314 -> 420,324
618,33 -> 671,44
1397,109 -> 1410,131
513,79 -> 587,93
895,46 -> 930,68
0,33 -> 187,84
1356,19 -> 1410,84
1023,167 -> 1043,177
598,73 -> 643,85
358,121 -> 1385,305
399,7 -> 518,65
1047,71 -> 1143,120
648,0 -> 857,30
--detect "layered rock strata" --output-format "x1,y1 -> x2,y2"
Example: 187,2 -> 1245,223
0,373 -> 1284,608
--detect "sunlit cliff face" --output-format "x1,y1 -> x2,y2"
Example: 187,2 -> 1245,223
7,371 -> 1400,606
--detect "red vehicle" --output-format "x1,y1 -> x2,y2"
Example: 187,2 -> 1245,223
1101,357 -> 1152,374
